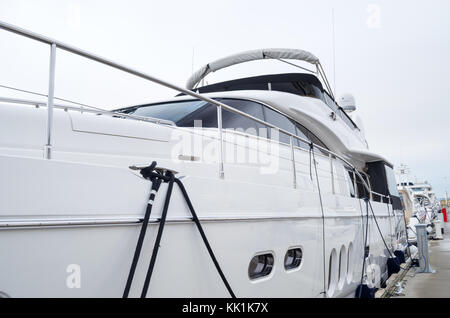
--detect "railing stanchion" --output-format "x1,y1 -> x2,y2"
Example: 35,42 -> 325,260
329,153 -> 335,194
44,43 -> 56,159
217,105 -> 225,179
290,136 -> 296,189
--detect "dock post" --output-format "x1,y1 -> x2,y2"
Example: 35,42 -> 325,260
433,220 -> 444,240
415,224 -> 435,273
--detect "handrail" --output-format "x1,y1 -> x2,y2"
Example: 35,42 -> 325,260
0,97 -> 175,126
371,191 -> 389,199
0,20 -> 380,199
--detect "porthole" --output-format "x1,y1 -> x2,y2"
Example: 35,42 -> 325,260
248,253 -> 274,280
284,248 -> 302,270
347,242 -> 354,283
327,249 -> 338,296
338,245 -> 347,290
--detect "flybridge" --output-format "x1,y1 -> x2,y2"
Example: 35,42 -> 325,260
185,48 -> 358,131
185,72 -> 359,131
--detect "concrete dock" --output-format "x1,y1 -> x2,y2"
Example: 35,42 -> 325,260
395,223 -> 450,298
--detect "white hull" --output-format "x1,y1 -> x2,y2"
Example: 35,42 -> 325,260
0,102 -> 406,298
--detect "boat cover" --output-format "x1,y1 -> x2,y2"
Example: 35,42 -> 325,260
186,48 -> 319,90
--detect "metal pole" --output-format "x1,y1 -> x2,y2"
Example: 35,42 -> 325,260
415,223 -> 434,273
445,177 -> 448,209
446,190 -> 448,210
290,136 -> 296,189
44,43 -> 56,159
329,153 -> 335,194
217,105 -> 224,179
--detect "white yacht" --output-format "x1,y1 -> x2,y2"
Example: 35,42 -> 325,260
0,21 -> 407,298
397,164 -> 441,242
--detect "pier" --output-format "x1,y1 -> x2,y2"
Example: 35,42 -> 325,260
394,223 -> 450,297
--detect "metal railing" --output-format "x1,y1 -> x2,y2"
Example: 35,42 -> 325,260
0,20 -> 382,200
0,96 -> 176,125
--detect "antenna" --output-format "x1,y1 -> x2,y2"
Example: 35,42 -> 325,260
191,47 -> 195,76
332,8 -> 336,94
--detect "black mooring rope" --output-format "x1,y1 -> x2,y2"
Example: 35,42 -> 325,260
140,172 -> 175,298
311,143 -> 327,297
123,169 -> 162,298
358,197 -> 370,298
309,143 -> 313,181
123,161 -> 159,298
174,178 -> 236,298
123,162 -> 235,298
366,200 -> 407,270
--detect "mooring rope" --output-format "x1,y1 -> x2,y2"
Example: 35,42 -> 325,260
123,161 -> 235,298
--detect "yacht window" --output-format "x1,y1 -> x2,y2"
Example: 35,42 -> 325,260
219,99 -> 266,137
130,100 -> 215,126
284,248 -> 303,270
339,109 -> 357,129
345,168 -> 356,198
323,92 -> 357,129
262,106 -> 297,144
385,165 -> 400,197
292,80 -> 321,98
248,253 -> 274,280
295,123 -> 329,154
294,124 -> 311,149
356,173 -> 369,199
323,93 -> 339,113
124,98 -> 330,152
308,132 -> 329,156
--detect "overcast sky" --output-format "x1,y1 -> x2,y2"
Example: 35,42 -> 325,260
0,0 -> 449,197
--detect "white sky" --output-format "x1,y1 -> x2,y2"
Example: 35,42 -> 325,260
0,0 -> 449,197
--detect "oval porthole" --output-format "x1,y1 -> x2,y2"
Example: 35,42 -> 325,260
284,248 -> 302,270
338,245 -> 347,290
248,253 -> 274,280
347,242 -> 354,284
327,249 -> 338,296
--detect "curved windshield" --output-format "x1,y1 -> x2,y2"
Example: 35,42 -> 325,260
131,100 -> 209,124
121,98 -> 329,151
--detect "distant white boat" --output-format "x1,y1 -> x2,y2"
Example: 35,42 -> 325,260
397,164 -> 441,242
0,21 -> 407,298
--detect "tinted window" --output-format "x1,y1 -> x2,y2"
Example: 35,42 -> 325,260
339,109 -> 357,129
248,253 -> 274,280
176,103 -> 218,127
284,248 -> 303,270
323,93 -> 339,113
345,168 -> 355,198
263,106 -> 296,144
293,123 -> 328,154
219,99 -> 265,137
308,132 -> 329,156
129,98 -> 268,134
294,124 -> 311,149
323,93 -> 357,130
385,165 -> 400,197
131,100 -> 212,124
356,173 -> 369,199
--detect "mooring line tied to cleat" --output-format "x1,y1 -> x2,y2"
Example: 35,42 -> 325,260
123,161 -> 236,298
